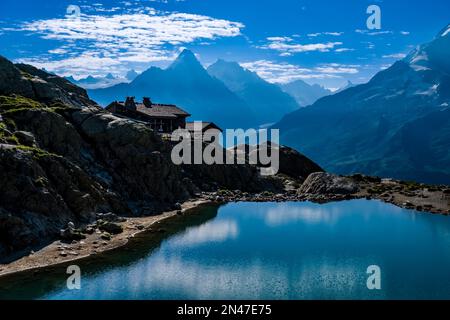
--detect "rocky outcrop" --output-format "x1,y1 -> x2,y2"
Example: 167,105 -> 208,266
277,146 -> 324,181
232,143 -> 323,182
0,55 -> 97,109
299,172 -> 360,195
0,56 -> 34,98
0,146 -> 114,258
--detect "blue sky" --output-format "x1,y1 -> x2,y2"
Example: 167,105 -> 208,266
0,0 -> 449,90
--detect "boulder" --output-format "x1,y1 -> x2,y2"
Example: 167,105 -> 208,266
299,172 -> 360,195
13,131 -> 36,147
96,212 -> 126,223
97,220 -> 123,235
60,226 -> 86,242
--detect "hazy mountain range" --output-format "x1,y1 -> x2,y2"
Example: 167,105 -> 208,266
275,25 -> 450,184
88,50 -> 330,128
280,80 -> 332,107
207,59 -> 300,125
89,50 -> 258,128
67,74 -> 124,90
66,69 -> 140,90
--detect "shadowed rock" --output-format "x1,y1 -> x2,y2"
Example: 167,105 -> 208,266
299,172 -> 359,195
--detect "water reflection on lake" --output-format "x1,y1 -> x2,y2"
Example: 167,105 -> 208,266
3,200 -> 450,300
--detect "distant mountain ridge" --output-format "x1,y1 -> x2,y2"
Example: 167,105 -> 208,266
280,79 -> 332,107
126,69 -> 139,81
89,50 -> 258,129
274,25 -> 450,184
207,59 -> 300,125
334,80 -> 356,94
67,73 -> 128,90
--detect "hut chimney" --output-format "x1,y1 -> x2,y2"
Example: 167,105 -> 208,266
143,97 -> 152,108
125,96 -> 136,111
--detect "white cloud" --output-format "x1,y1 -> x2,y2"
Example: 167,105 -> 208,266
307,32 -> 343,37
240,60 -> 354,84
382,53 -> 407,59
355,29 -> 393,36
18,53 -> 124,76
170,220 -> 239,247
315,63 -> 360,74
48,48 -> 69,55
266,36 -> 293,42
335,48 -> 354,53
261,37 -> 343,55
12,8 -> 244,77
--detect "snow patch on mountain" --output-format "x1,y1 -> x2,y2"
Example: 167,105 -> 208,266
385,90 -> 405,100
415,84 -> 439,96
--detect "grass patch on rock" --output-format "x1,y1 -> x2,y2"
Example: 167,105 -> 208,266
14,145 -> 60,159
0,95 -> 43,113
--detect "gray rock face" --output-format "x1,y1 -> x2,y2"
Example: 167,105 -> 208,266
0,56 -> 34,98
277,146 -> 324,181
0,55 -> 98,109
10,109 -> 83,161
13,131 -> 36,147
299,172 -> 359,195
74,111 -> 190,203
0,147 -> 104,257
231,143 -> 323,182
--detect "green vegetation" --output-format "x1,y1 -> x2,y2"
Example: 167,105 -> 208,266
217,189 -> 232,196
367,185 -> 389,195
0,95 -> 43,113
5,135 -> 19,145
1,130 -> 59,157
34,177 -> 48,188
400,181 -> 422,192
2,117 -> 16,131
14,145 -> 59,159
19,70 -> 34,81
0,123 -> 7,138
0,95 -> 73,146
261,191 -> 274,197
47,102 -> 77,114
0,120 -> 13,144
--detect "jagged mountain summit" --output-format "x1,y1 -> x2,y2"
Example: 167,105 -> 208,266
275,25 -> 450,184
207,59 -> 300,125
126,69 -> 139,81
89,49 -> 257,129
334,80 -> 356,94
279,79 -> 332,107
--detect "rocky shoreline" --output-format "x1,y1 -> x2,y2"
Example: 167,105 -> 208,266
0,199 -> 211,279
206,173 -> 450,215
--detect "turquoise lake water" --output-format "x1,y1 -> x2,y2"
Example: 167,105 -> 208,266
2,200 -> 450,300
